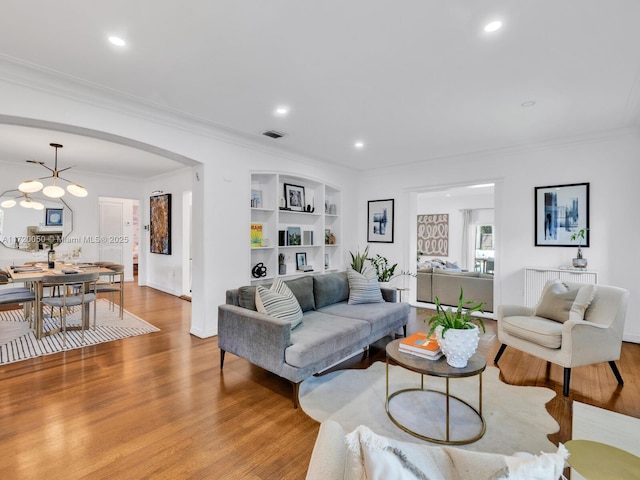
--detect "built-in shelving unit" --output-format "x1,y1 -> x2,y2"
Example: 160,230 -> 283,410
250,173 -> 342,284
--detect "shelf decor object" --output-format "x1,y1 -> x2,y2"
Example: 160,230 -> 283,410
367,198 -> 394,243
534,183 -> 589,247
284,183 -> 305,211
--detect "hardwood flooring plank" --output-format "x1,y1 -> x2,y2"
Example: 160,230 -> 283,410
1,286 -> 638,479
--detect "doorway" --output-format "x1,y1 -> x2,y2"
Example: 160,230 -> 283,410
98,196 -> 140,282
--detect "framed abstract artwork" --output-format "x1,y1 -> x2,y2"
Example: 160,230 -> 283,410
367,199 -> 394,243
45,208 -> 63,227
417,214 -> 449,256
284,183 -> 305,211
535,183 -> 589,247
150,193 -> 172,255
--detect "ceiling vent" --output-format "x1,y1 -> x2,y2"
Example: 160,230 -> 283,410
262,130 -> 286,139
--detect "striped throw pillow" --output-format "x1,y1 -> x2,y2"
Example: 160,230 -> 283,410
255,278 -> 303,328
347,268 -> 384,305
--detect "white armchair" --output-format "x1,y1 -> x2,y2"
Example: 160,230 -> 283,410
494,280 -> 629,396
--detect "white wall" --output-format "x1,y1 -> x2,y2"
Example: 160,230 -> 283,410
359,131 -> 640,342
0,60 -> 358,338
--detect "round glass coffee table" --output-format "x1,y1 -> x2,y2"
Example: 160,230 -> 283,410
385,338 -> 486,445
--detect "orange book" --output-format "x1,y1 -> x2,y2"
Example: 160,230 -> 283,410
399,332 -> 440,356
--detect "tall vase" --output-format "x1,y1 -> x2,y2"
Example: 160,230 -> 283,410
435,325 -> 479,368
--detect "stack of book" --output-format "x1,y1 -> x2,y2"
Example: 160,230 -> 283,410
399,332 -> 442,360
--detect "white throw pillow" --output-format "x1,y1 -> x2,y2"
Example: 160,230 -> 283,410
534,279 -> 597,323
255,278 -> 303,328
347,268 -> 384,305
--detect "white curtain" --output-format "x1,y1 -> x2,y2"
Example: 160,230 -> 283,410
461,209 -> 478,271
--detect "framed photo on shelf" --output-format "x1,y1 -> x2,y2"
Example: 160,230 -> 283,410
287,226 -> 301,246
45,208 -> 63,227
284,183 -> 305,211
535,183 -> 589,247
296,252 -> 307,270
250,189 -> 263,208
367,199 -> 394,243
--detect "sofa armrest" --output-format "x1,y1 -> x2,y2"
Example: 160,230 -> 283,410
498,304 -> 535,320
306,421 -> 346,480
380,287 -> 398,303
218,304 -> 292,373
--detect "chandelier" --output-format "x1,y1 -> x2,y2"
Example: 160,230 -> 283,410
0,191 -> 45,210
18,143 -> 88,198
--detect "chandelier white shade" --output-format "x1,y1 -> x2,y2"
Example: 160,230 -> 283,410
18,143 -> 88,198
1,192 -> 44,210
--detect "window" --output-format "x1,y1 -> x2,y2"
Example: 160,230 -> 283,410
475,224 -> 494,273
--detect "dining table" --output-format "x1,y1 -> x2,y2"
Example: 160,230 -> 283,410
7,262 -> 115,340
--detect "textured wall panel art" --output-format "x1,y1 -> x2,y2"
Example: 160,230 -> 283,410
417,214 -> 449,256
150,193 -> 172,255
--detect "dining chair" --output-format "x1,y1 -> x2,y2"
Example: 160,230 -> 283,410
92,264 -> 124,318
39,272 -> 100,348
0,269 -> 36,324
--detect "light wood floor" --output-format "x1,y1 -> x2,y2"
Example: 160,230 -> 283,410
1,285 -> 638,479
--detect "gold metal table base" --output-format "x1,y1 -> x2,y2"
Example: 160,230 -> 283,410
385,350 -> 486,445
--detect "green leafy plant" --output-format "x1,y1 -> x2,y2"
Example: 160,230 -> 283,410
349,245 -> 370,273
570,227 -> 588,258
426,288 -> 485,338
367,254 -> 398,282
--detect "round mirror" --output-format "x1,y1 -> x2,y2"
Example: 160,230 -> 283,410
0,189 -> 73,250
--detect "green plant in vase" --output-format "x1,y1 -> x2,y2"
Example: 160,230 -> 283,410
367,254 -> 398,282
426,288 -> 485,368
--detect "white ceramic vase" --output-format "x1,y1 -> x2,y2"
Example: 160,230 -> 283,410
435,324 -> 480,368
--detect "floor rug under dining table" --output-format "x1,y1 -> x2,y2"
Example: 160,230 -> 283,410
0,299 -> 160,365
299,361 -> 559,455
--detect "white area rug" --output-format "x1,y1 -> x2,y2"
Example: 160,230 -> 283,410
0,299 -> 160,365
300,362 -> 559,455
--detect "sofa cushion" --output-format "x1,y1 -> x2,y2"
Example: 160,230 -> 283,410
313,271 -> 349,309
318,301 -> 410,334
502,315 -> 564,349
434,270 -> 478,277
284,276 -> 315,312
534,280 -> 597,323
347,268 -> 383,305
237,276 -> 315,312
285,311 -> 370,368
255,279 -> 303,329
238,285 -> 258,310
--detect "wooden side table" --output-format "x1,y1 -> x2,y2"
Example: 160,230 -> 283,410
565,439 -> 640,479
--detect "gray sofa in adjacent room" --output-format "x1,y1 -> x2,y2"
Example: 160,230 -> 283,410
218,271 -> 410,407
417,267 -> 494,312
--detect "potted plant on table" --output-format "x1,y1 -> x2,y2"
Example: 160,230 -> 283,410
426,288 -> 485,368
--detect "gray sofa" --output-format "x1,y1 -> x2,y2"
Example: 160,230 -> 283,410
417,267 -> 494,312
218,272 -> 410,407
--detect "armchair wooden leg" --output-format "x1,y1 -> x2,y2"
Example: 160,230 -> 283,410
403,325 -> 407,337
494,344 -> 508,364
563,368 -> 571,396
220,350 -> 226,369
608,361 -> 624,385
292,381 -> 300,409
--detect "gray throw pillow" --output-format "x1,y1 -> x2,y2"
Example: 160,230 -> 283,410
347,268 -> 384,305
534,279 -> 597,323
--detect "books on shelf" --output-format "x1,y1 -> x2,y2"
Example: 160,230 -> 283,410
399,332 -> 442,360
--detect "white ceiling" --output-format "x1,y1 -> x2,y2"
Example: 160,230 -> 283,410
1,1 -> 639,175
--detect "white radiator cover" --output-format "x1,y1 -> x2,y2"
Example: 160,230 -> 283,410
524,267 -> 598,307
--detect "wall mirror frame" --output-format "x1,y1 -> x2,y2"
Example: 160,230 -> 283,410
0,189 -> 73,250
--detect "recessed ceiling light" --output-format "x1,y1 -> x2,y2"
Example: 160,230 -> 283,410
354,141 -> 364,149
484,21 -> 502,33
521,100 -> 537,108
274,106 -> 289,116
108,36 -> 126,47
